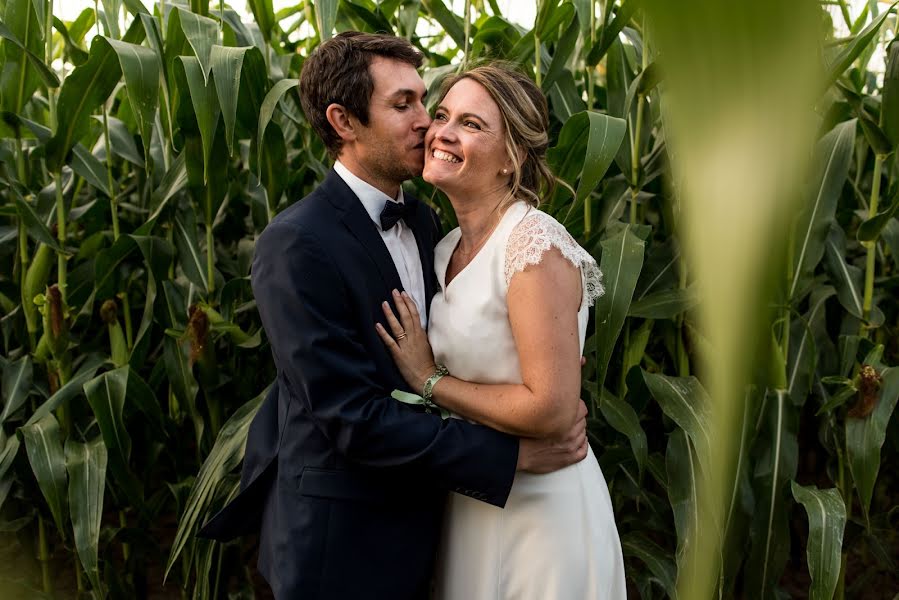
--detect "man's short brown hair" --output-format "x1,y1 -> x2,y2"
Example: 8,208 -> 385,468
299,31 -> 424,158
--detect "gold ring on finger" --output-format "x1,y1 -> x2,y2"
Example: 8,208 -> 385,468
396,332 -> 407,341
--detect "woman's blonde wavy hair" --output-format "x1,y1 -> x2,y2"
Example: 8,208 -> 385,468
436,62 -> 555,208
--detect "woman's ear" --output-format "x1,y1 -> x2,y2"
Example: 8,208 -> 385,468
502,146 -> 526,175
326,103 -> 357,143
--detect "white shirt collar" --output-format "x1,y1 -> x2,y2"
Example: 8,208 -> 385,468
333,160 -> 405,230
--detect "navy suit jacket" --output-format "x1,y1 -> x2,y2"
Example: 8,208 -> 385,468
198,170 -> 519,599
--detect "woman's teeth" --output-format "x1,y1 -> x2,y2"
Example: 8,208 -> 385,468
433,149 -> 461,163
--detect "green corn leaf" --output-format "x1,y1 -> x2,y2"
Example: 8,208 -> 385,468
257,78 -> 298,172
67,8 -> 96,45
790,482 -> 846,600
83,366 -> 144,508
548,110 -> 626,204
178,8 -> 219,83
882,217 -> 899,271
177,55 -> 220,183
14,115 -> 111,194
823,223 -> 864,318
593,224 -> 645,392
666,428 -> 698,573
627,286 -> 698,319
721,388 -> 758,586
535,1 -> 574,45
215,8 -> 257,48
83,367 -> 131,463
255,120 -> 287,211
857,188 -> 899,242
13,193 -> 65,253
788,287 -> 836,405
620,532 -> 676,598
883,40 -> 899,147
744,389 -> 798,599
1,356 -> 32,423
65,436 -> 107,596
94,234 -> 138,301
44,17 -> 145,172
210,45 -> 250,156
99,0 -> 122,39
643,370 -> 713,472
542,11 -> 580,91
315,0 -> 339,40
620,319 -> 652,387
164,336 -> 202,444
822,2 -> 897,92
622,62 -> 662,126
634,239 -> 681,300
17,413 -> 68,536
420,0 -> 465,49
547,70 -> 586,124
846,365 -> 899,526
859,114 -> 893,157
93,114 -> 144,167
165,386 -> 267,580
0,0 -> 45,112
101,37 -> 160,161
0,435 -> 21,510
173,211 -> 209,293
148,152 -> 188,222
599,387 -> 648,475
72,144 -> 113,195
468,16 -> 519,61
26,354 -> 108,426
125,366 -> 167,440
587,0 -> 640,66
246,0 -> 276,42
0,19 -> 59,88
129,235 -> 174,369
53,16 -> 90,65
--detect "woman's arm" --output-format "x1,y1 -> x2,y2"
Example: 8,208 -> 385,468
376,246 -> 583,438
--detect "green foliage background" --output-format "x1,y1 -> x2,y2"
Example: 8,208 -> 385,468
0,0 -> 897,598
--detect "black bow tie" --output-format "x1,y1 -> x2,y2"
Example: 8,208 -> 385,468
380,200 -> 415,230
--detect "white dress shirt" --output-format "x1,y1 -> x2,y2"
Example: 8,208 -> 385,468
333,161 -> 427,327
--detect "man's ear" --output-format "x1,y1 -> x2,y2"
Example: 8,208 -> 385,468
325,103 -> 357,143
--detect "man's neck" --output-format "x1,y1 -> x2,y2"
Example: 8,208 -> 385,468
336,154 -> 400,199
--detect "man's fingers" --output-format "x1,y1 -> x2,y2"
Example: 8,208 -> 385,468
381,300 -> 405,337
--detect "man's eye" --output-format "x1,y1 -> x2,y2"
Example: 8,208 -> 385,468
395,104 -> 409,111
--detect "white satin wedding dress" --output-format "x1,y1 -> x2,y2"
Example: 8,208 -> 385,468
427,200 -> 627,599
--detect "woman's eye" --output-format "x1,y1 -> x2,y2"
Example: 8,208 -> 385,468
434,112 -> 447,121
464,121 -> 481,130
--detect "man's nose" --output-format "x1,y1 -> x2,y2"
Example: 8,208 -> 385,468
413,103 -> 431,130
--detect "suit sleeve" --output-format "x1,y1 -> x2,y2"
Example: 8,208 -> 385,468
252,220 -> 518,507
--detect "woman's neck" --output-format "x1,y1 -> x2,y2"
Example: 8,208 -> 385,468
448,186 -> 510,252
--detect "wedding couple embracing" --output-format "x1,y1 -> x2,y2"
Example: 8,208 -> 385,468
199,31 -> 626,600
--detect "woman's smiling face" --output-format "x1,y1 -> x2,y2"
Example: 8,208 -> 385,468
422,77 -> 513,198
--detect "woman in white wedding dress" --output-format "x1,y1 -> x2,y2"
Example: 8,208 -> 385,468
375,63 -> 626,600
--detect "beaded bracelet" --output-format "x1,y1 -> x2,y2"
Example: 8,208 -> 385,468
422,364 -> 449,403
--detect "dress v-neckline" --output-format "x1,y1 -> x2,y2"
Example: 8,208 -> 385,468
439,207 -> 513,293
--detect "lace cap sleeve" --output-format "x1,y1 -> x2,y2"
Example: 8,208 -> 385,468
503,210 -> 605,307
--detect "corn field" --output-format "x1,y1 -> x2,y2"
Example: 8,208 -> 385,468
0,0 -> 897,597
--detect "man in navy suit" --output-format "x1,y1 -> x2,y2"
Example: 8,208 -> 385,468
199,32 -> 590,599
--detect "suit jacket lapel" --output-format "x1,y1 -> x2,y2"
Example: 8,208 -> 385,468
323,170 -> 404,294
405,195 -> 438,317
